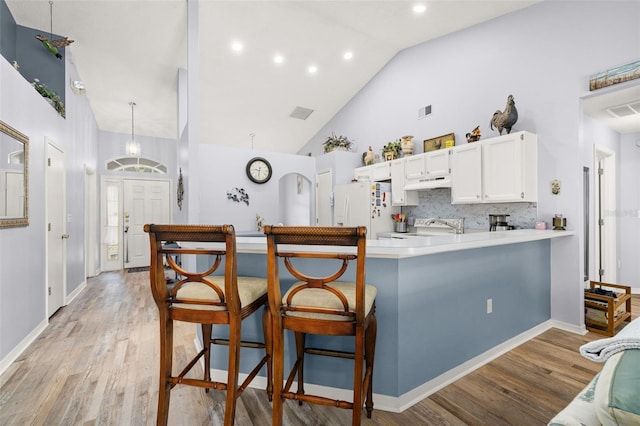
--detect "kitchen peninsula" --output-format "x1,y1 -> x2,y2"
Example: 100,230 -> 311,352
204,229 -> 574,412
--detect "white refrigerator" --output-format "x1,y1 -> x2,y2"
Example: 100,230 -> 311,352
333,181 -> 400,239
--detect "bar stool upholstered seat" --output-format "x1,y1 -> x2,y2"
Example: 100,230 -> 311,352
264,225 -> 377,426
145,224 -> 272,426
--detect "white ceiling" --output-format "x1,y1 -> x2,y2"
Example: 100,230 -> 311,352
7,1 -> 638,154
583,82 -> 640,134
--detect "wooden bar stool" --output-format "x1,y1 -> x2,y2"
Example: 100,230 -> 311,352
145,224 -> 272,426
264,225 -> 377,426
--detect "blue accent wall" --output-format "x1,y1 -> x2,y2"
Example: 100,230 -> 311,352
0,0 -> 17,61
396,241 -> 550,393
15,24 -> 66,107
198,239 -> 551,397
0,0 -> 66,112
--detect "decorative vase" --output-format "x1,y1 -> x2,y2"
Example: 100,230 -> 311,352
401,135 -> 414,156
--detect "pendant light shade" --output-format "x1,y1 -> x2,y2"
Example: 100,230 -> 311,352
126,101 -> 140,157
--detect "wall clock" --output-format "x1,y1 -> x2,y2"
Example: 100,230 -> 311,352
246,157 -> 272,184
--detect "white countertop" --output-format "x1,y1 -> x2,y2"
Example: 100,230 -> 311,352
234,229 -> 575,259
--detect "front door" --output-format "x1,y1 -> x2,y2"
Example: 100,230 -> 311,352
123,179 -> 171,268
46,141 -> 66,317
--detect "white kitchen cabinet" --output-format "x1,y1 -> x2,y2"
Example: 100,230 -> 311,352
405,150 -> 450,181
482,131 -> 537,202
451,143 -> 482,204
425,150 -> 450,177
451,131 -> 538,204
371,162 -> 391,181
404,154 -> 426,181
390,158 -> 419,206
354,166 -> 371,181
354,162 -> 391,182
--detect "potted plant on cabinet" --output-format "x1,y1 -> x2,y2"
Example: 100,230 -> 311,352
323,133 -> 353,153
382,140 -> 401,161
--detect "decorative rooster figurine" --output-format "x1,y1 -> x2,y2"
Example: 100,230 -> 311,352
490,95 -> 518,135
35,34 -> 74,59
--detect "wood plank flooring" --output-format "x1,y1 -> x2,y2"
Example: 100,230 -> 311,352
1,271 -> 637,425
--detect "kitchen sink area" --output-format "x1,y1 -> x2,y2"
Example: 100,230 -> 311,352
378,217 -> 472,239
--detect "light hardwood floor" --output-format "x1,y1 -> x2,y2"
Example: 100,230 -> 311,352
1,271 -> 637,425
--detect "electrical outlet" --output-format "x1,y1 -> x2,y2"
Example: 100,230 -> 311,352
487,298 -> 493,314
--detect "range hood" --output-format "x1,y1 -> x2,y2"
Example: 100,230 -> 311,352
404,175 -> 452,190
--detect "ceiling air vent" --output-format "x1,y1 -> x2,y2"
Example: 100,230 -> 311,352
289,106 -> 314,120
606,101 -> 640,118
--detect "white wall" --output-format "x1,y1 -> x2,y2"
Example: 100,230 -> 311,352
196,145 -> 316,231
299,1 -> 640,325
618,132 -> 640,290
0,54 -> 99,367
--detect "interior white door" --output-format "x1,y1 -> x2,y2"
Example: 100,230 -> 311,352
315,170 -> 332,225
46,142 -> 66,317
123,179 -> 170,268
594,146 -> 617,283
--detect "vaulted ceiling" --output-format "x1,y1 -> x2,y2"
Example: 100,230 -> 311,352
7,1 -> 637,154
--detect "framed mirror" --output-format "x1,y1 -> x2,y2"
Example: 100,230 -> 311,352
0,120 -> 29,228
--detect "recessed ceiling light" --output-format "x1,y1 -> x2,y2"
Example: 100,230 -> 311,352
413,4 -> 427,14
231,41 -> 243,52
343,51 -> 353,60
273,54 -> 284,64
308,65 -> 318,74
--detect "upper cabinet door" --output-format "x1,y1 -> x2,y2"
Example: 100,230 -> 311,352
404,155 -> 426,180
482,131 -> 537,202
355,162 -> 391,182
425,150 -> 450,177
451,143 -> 482,204
390,159 -> 418,206
370,162 -> 391,181
354,166 -> 371,181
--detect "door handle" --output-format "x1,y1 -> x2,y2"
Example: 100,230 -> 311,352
61,234 -> 70,239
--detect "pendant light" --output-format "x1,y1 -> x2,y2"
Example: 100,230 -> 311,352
125,101 -> 140,157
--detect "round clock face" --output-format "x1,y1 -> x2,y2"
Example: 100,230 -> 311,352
246,157 -> 272,184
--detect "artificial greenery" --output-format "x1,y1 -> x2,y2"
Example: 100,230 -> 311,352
323,133 -> 352,153
382,140 -> 402,155
32,78 -> 65,118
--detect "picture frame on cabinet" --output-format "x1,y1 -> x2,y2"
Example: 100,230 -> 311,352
424,132 -> 455,152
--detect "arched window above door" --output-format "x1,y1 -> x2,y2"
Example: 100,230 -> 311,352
106,157 -> 167,174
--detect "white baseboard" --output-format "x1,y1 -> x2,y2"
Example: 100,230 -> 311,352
202,321 -> 560,413
548,319 -> 588,335
65,280 -> 87,305
1,281 -> 87,377
0,318 -> 48,376
387,320 -> 555,413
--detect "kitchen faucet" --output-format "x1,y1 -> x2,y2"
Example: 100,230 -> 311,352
424,218 -> 465,234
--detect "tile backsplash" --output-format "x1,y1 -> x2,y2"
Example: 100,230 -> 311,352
402,188 -> 538,231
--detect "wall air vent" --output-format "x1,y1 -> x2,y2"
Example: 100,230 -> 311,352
606,101 -> 640,118
418,104 -> 432,119
289,106 -> 314,120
